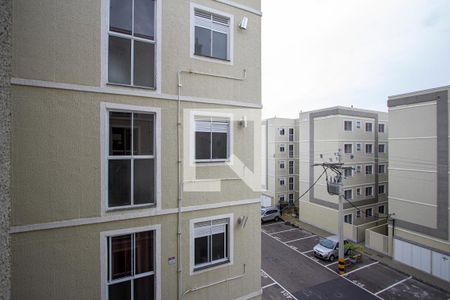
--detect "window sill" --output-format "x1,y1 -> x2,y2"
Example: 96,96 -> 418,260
106,82 -> 156,91
193,259 -> 231,274
195,159 -> 230,164
106,203 -> 156,213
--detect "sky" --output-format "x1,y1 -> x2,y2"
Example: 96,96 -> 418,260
261,0 -> 450,119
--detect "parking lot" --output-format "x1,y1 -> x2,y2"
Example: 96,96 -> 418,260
261,221 -> 450,300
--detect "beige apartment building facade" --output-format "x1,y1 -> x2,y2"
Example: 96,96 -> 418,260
262,118 -> 299,208
10,0 -> 262,299
298,107 -> 388,242
387,86 -> 450,283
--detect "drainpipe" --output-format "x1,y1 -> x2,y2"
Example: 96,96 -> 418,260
176,69 -> 247,300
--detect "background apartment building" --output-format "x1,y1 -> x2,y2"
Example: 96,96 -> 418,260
298,107 -> 388,242
387,86 -> 450,283
10,0 -> 262,299
261,118 -> 299,208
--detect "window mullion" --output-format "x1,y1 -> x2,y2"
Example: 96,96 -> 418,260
131,114 -> 134,205
131,233 -> 135,300
131,0 -> 135,86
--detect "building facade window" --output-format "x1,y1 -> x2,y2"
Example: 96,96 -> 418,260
356,165 -> 362,174
344,167 -> 352,177
107,110 -> 156,208
108,0 -> 157,88
279,160 -> 285,169
279,178 -> 285,186
344,189 -> 353,200
195,117 -> 230,162
344,120 -> 353,131
279,128 -> 285,136
365,143 -> 373,154
288,144 -> 294,158
344,214 -> 353,224
365,165 -> 373,175
356,143 -> 361,152
378,205 -> 385,214
279,144 -> 285,153
378,124 -> 385,133
365,208 -> 373,217
106,230 -> 156,300
378,184 -> 385,194
365,122 -> 373,132
193,7 -> 231,61
288,128 -> 294,141
356,210 -> 361,218
379,144 -> 386,153
365,186 -> 373,197
344,143 -> 353,154
288,193 -> 294,204
288,161 -> 294,175
356,121 -> 361,129
278,194 -> 285,202
288,177 -> 294,191
378,164 -> 386,174
356,188 -> 361,196
192,217 -> 230,271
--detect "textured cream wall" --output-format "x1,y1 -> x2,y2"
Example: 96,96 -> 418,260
11,86 -> 261,226
12,0 -> 261,105
11,203 -> 261,300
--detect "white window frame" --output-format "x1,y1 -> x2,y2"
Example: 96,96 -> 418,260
101,0 -> 162,92
288,193 -> 294,203
365,164 -> 373,175
288,176 -> 295,191
365,208 -> 373,217
190,3 -> 234,65
356,188 -> 361,196
365,186 -> 374,197
189,214 -> 234,274
344,167 -> 353,178
344,120 -> 353,131
378,184 -> 386,194
365,143 -> 373,154
279,144 -> 285,153
190,111 -> 234,165
365,122 -> 373,132
344,214 -> 353,224
356,121 -> 361,129
344,189 -> 353,200
278,193 -> 285,202
288,144 -> 294,158
356,143 -> 361,152
378,164 -> 386,174
278,128 -> 285,136
279,177 -> 286,186
288,128 -> 294,141
378,205 -> 385,214
100,224 -> 161,300
356,165 -> 362,174
344,143 -> 353,154
100,102 -> 162,215
356,210 -> 361,218
279,160 -> 286,169
378,123 -> 385,133
378,143 -> 386,153
288,160 -> 295,175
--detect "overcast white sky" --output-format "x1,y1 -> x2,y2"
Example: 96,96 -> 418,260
261,0 -> 450,119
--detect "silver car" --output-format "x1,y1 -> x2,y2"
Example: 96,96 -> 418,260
261,207 -> 281,222
313,235 -> 349,261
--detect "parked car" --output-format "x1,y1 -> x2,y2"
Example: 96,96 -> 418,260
313,235 -> 349,261
261,207 -> 280,222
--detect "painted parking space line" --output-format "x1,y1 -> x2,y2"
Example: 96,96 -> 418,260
302,249 -> 314,254
374,275 -> 412,296
325,258 -> 348,268
262,231 -> 383,300
261,222 -> 284,228
269,228 -> 298,235
285,234 -> 317,244
343,261 -> 379,276
262,282 -> 277,289
261,269 -> 298,300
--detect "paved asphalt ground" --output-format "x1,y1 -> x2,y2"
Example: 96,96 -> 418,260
261,221 -> 450,300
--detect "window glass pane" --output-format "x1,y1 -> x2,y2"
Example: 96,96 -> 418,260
195,26 -> 211,57
109,36 -> 131,85
133,113 -> 154,155
109,281 -> 131,300
212,132 -> 227,159
111,235 -> 132,280
134,0 -> 155,39
108,160 -> 131,207
195,132 -> 211,159
134,159 -> 155,205
194,236 -> 209,265
134,41 -> 155,88
212,233 -> 225,261
134,275 -> 155,300
135,231 -> 154,274
212,31 -> 227,60
110,112 -> 132,155
110,0 -> 132,34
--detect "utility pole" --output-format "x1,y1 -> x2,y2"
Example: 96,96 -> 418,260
313,161 -> 347,276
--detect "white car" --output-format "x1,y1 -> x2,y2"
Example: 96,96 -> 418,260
313,235 -> 349,261
261,207 -> 280,222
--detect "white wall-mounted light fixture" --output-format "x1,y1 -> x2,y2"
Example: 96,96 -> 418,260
239,17 -> 248,30
239,116 -> 248,128
238,216 -> 248,228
